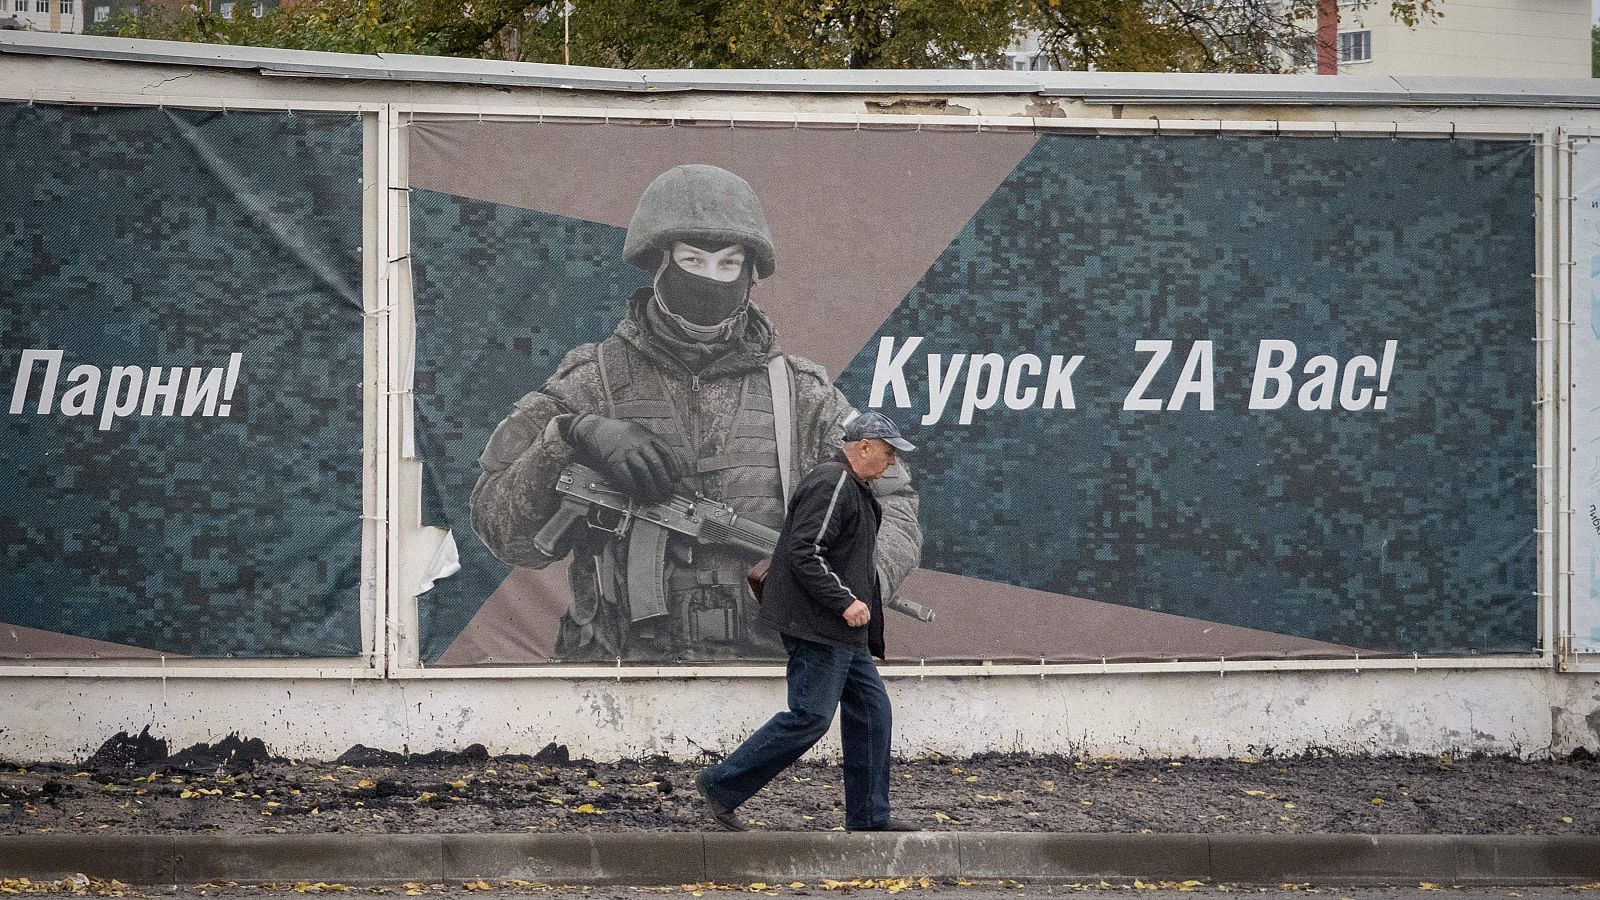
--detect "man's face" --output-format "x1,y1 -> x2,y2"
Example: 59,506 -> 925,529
671,242 -> 747,283
855,438 -> 898,481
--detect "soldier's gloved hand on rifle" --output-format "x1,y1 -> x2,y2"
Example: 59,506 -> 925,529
560,414 -> 681,503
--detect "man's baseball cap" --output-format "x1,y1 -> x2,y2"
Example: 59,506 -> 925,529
843,411 -> 916,452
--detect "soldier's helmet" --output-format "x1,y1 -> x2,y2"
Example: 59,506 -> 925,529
622,165 -> 776,279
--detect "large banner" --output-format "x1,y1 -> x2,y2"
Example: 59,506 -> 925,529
1573,140 -> 1600,656
0,105 -> 366,659
408,121 -> 1537,666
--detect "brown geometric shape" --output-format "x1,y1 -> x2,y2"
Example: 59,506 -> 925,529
408,121 -> 1037,376
433,561 -> 570,666
884,569 -> 1368,663
0,623 -> 179,660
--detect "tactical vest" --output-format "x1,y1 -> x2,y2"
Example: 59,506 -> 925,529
562,334 -> 788,660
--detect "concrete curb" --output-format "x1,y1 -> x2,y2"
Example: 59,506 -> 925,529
2,833 -> 1598,886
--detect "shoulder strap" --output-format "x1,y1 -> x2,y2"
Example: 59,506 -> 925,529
595,339 -> 616,418
767,354 -> 794,512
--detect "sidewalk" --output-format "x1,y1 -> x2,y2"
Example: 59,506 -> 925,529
2,736 -> 1597,885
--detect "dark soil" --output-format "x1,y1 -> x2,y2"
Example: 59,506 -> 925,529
2,735 -> 1597,836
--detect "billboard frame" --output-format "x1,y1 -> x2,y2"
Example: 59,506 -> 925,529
387,105 -> 1560,679
0,94 -> 388,679
0,94 -> 1561,679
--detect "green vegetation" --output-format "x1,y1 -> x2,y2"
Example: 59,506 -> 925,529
101,0 -> 1439,73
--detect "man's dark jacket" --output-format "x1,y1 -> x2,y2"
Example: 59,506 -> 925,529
758,453 -> 886,659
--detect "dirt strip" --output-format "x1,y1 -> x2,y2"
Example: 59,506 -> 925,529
2,734 -> 1595,836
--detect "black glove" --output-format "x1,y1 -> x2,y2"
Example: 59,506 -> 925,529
563,414 -> 680,503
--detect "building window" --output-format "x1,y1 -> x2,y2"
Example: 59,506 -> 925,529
218,0 -> 232,13
1338,30 -> 1371,64
92,3 -> 106,18
61,0 -> 74,13
251,0 -> 262,14
33,0 -> 45,11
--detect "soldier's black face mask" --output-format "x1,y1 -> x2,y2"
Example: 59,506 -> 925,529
655,248 -> 752,330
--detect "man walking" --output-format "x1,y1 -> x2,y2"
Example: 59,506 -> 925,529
696,411 -> 921,833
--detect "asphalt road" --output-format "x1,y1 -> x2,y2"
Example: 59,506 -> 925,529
5,877 -> 1600,900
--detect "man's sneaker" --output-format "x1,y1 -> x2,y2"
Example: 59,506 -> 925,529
847,817 -> 922,832
695,770 -> 746,832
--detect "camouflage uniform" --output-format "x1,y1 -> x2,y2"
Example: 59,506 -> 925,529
470,167 -> 922,663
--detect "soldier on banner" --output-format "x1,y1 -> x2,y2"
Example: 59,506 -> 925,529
470,164 -> 923,663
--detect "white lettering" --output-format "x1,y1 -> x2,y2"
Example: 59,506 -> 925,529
868,336 -> 922,410
1167,340 -> 1214,411
958,353 -> 1005,425
9,349 -> 63,415
1249,340 -> 1297,410
1296,356 -> 1338,411
182,366 -> 224,416
1339,354 -> 1379,411
1123,340 -> 1171,411
99,365 -> 145,431
1004,354 -> 1042,410
58,364 -> 102,417
140,366 -> 182,416
1042,354 -> 1083,410
922,354 -> 967,426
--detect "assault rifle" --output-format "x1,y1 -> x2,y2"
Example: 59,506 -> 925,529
533,463 -> 935,625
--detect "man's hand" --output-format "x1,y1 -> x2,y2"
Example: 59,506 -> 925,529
842,600 -> 871,628
563,414 -> 680,503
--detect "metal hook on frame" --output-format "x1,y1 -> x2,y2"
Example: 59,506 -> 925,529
1449,121 -> 1457,140
855,113 -> 863,131
1151,116 -> 1161,136
1391,121 -> 1399,140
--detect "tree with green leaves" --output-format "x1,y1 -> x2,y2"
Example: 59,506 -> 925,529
1027,0 -> 1440,74
106,0 -> 1438,74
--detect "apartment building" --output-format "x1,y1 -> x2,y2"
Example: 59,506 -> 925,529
1331,0 -> 1587,77
1,0 -> 81,34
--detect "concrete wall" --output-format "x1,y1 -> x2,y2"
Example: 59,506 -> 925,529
4,669 -> 1597,764
1335,0 -> 1590,78
4,47 -> 1600,765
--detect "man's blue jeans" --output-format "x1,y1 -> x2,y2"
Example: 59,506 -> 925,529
700,633 -> 892,830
